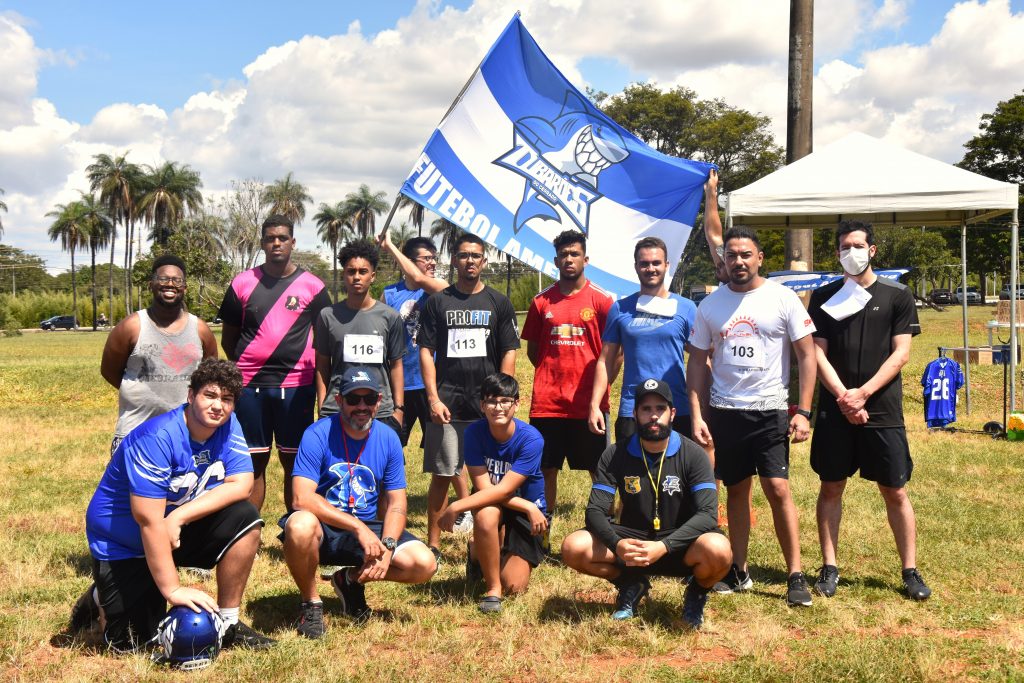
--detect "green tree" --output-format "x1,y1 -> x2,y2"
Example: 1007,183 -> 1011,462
430,218 -> 464,260
398,194 -> 426,236
46,201 -> 91,323
313,201 -> 351,299
874,227 -> 957,295
87,152 -> 143,319
0,188 -> 7,239
0,245 -> 52,294
343,184 -> 389,239
262,171 -> 313,226
167,212 -> 231,315
137,161 -> 203,246
214,179 -> 267,273
389,222 -> 416,248
75,193 -> 115,329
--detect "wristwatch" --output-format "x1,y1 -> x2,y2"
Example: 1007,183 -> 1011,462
381,536 -> 397,552
795,408 -> 812,419
393,404 -> 404,411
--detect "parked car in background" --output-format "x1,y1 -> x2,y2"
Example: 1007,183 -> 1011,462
929,289 -> 953,305
998,284 -> 1024,300
40,315 -> 77,330
954,286 -> 983,305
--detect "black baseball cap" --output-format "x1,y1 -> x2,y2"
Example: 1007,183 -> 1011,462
339,366 -> 382,396
634,378 -> 673,406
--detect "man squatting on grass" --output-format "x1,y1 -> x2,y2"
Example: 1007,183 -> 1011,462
280,366 -> 436,639
562,378 -> 731,629
74,358 -> 275,652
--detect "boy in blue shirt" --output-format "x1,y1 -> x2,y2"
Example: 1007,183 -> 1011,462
281,366 -> 437,638
439,373 -> 547,614
76,358 -> 274,653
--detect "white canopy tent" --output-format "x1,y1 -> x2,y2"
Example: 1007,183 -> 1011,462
724,132 -> 1020,413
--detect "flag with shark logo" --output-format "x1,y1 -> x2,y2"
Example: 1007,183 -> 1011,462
399,15 -> 714,300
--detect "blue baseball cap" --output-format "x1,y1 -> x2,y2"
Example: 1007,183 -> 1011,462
339,366 -> 381,395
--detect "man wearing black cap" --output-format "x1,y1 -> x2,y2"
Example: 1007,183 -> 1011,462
561,378 -> 731,629
280,366 -> 437,639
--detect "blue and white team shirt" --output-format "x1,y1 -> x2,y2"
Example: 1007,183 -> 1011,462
383,280 -> 429,391
921,356 -> 965,427
292,416 -> 406,522
464,418 -> 547,514
86,405 -> 253,561
602,292 -> 697,416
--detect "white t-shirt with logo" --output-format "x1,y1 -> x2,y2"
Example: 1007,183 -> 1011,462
689,279 -> 815,410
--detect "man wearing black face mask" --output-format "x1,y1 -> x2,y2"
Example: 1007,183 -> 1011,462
807,220 -> 930,602
562,379 -> 730,629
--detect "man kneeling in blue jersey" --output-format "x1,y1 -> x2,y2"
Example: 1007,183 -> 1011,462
561,379 -> 732,629
438,373 -> 548,614
281,367 -> 437,638
74,358 -> 274,652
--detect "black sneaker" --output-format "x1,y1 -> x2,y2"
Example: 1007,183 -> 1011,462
902,568 -> 932,601
611,575 -> 651,620
296,601 -> 325,639
221,621 -> 276,650
465,542 -> 483,585
331,569 -> 372,622
681,581 -> 711,630
814,565 -> 839,597
713,564 -> 753,594
786,572 -> 813,607
69,585 -> 100,632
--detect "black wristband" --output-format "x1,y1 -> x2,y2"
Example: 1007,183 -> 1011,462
795,408 -> 812,419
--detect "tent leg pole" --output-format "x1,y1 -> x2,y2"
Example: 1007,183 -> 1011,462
1011,208 -> 1019,412
961,218 -> 970,414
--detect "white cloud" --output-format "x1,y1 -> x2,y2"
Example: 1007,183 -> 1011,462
871,0 -> 910,30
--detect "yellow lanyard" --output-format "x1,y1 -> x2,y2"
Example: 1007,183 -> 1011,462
640,446 -> 667,531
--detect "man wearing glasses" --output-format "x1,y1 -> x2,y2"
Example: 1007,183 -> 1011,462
101,254 -> 218,457
417,233 -> 520,561
219,215 -> 332,512
281,366 -> 436,638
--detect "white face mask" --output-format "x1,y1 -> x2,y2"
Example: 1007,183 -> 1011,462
839,246 -> 871,275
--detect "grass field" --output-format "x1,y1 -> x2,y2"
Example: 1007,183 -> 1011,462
1,307 -> 1022,682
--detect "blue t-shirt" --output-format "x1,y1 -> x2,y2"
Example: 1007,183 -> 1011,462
922,357 -> 964,427
602,292 -> 696,416
464,418 -> 546,514
383,280 -> 428,391
86,405 -> 253,561
292,416 -> 406,521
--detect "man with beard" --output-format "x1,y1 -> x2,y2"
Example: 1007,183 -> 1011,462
219,215 -> 332,512
588,237 -> 697,442
314,240 -> 405,438
417,233 -> 520,561
686,227 -> 817,607
562,379 -> 731,629
808,221 -> 930,601
281,367 -> 437,638
101,254 -> 218,456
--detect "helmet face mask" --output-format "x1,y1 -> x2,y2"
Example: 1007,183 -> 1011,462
156,606 -> 223,670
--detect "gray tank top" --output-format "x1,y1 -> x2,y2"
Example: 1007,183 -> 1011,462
114,310 -> 203,437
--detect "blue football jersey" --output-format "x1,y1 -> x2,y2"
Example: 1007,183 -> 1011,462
464,418 -> 547,514
921,357 -> 964,427
86,405 -> 253,561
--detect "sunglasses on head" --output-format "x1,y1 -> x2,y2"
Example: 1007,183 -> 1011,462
343,392 -> 379,406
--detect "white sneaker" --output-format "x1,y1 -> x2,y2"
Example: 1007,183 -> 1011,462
453,511 -> 474,533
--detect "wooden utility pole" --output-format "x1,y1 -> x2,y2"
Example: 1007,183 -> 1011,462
786,0 -> 814,271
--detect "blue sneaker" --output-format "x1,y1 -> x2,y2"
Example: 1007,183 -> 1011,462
681,581 -> 711,629
611,576 -> 650,620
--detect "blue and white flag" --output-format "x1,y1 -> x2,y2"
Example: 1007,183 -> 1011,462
768,269 -> 909,292
399,15 -> 713,300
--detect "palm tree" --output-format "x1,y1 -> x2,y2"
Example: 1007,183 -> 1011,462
47,200 -> 90,324
87,152 -> 142,320
313,201 -> 351,299
390,221 -> 417,248
76,193 -> 114,330
343,184 -> 389,238
429,218 -> 465,260
398,194 -> 425,236
262,172 -> 313,225
0,187 -> 7,239
137,161 -> 203,247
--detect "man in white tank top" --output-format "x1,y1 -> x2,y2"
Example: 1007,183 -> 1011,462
100,255 -> 218,455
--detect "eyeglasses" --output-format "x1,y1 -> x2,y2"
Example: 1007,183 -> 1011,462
455,252 -> 485,262
343,392 -> 380,406
483,397 -> 516,409
415,255 -> 438,264
154,276 -> 185,287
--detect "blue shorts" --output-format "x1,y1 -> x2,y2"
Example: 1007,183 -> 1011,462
277,516 -> 423,566
235,384 -> 316,455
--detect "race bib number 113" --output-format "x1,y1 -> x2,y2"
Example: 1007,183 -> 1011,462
449,328 -> 486,358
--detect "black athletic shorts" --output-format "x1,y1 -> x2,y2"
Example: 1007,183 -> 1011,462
603,522 -> 715,578
376,415 -> 403,441
277,516 -> 423,566
810,410 -> 913,488
92,500 -> 263,652
497,508 -> 545,568
235,384 -> 316,456
398,388 -> 430,448
615,414 -> 692,443
531,417 -> 607,471
707,407 -> 790,486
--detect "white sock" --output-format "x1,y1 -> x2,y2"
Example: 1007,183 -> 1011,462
219,607 -> 239,626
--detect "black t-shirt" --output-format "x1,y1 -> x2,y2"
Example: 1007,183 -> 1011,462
808,277 -> 921,427
585,432 -> 719,554
417,285 -> 520,420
